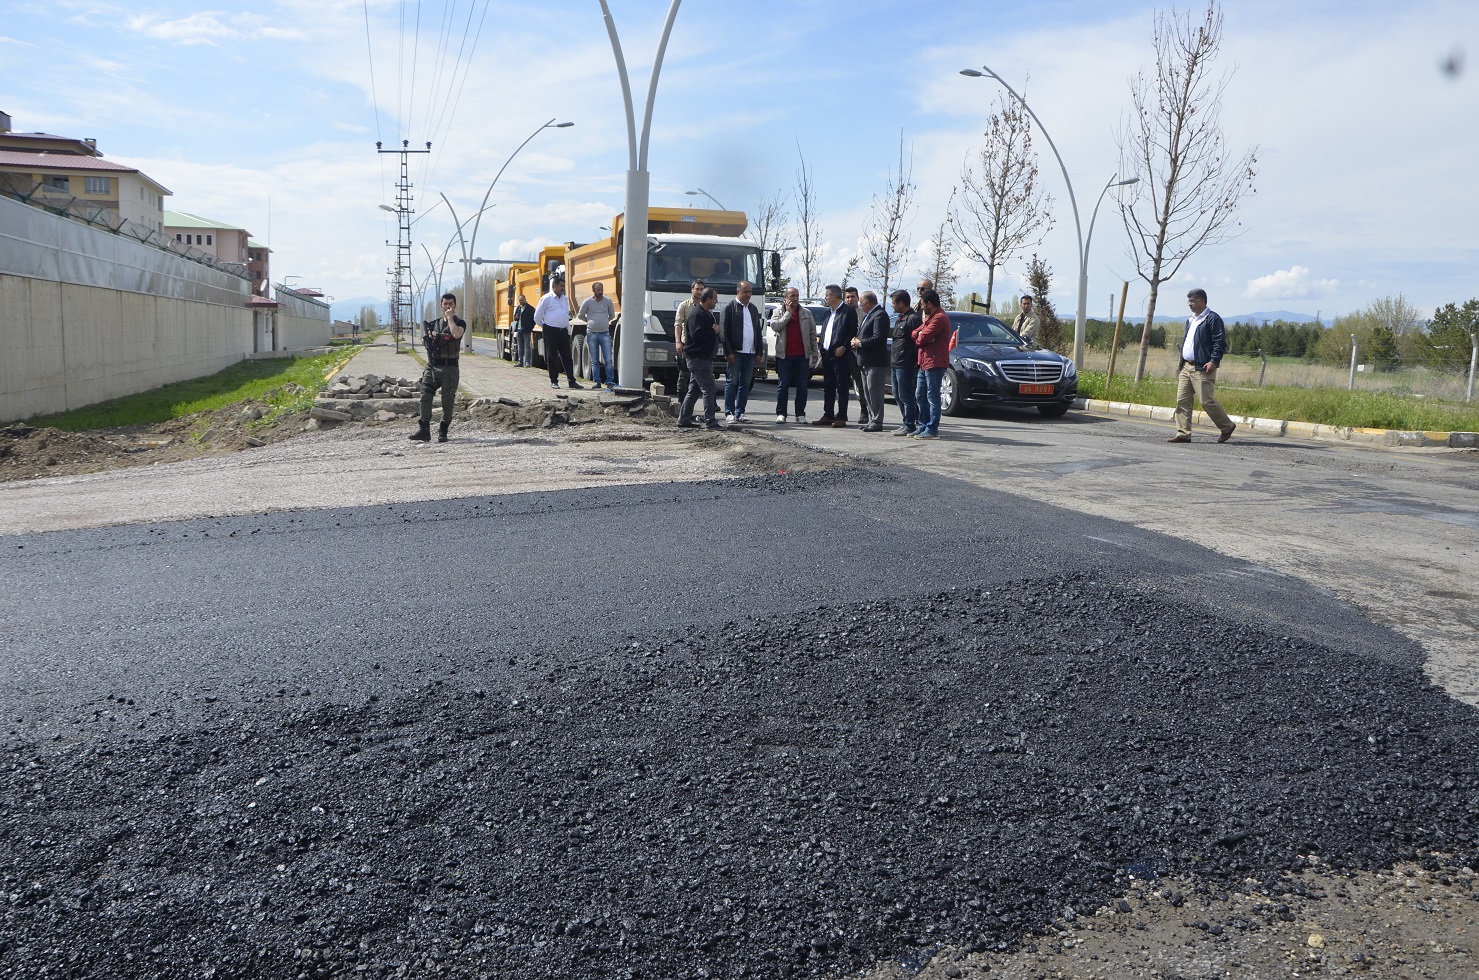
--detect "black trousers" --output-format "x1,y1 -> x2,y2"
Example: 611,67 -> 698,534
821,354 -> 851,421
545,328 -> 574,384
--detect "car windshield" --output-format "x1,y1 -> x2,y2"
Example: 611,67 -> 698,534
648,243 -> 763,291
949,312 -> 1021,345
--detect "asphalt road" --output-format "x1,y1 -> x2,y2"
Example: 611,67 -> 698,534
742,377 -> 1479,706
4,459 -> 1476,977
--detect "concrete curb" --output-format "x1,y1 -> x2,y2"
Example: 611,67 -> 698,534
1075,398 -> 1477,450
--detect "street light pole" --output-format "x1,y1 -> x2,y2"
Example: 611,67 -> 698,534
600,0 -> 683,391
961,66 -> 1088,369
443,118 -> 573,350
685,187 -> 726,210
1083,174 -> 1139,359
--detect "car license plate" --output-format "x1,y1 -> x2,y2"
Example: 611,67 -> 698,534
1018,383 -> 1054,395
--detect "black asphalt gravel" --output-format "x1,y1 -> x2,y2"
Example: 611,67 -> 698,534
2,467 -> 1475,978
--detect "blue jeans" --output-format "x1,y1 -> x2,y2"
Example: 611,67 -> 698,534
892,365 -> 919,431
515,330 -> 533,366
587,331 -> 614,385
774,355 -> 810,417
915,366 -> 945,434
724,352 -> 755,415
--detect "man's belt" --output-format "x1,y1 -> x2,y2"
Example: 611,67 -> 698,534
429,356 -> 459,366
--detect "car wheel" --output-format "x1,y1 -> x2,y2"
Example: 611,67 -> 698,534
1037,403 -> 1070,418
940,368 -> 963,417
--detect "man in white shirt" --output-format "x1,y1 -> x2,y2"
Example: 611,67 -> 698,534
1169,287 -> 1235,443
720,280 -> 764,422
578,281 -> 617,389
535,276 -> 582,390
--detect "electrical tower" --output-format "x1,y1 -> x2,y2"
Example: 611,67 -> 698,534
377,139 -> 431,349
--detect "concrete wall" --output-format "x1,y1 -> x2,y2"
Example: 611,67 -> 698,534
1,195 -> 253,422
272,285 -> 332,351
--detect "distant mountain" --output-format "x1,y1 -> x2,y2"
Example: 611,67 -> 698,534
331,296 -> 390,323
1222,310 -> 1321,325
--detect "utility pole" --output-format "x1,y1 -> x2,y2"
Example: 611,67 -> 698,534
378,139 -> 432,351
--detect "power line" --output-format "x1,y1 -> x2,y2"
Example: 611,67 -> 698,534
424,0 -> 491,187
406,0 -> 422,141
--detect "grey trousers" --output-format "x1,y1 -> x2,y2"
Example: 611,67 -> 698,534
679,355 -> 719,423
860,365 -> 887,425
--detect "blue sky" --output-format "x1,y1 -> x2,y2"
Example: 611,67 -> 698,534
3,0 -> 1476,321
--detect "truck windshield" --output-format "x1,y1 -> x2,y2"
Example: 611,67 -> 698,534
648,243 -> 762,291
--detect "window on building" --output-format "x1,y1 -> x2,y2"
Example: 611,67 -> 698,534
84,176 -> 110,195
206,234 -> 213,245
45,175 -> 69,192
176,234 -> 183,242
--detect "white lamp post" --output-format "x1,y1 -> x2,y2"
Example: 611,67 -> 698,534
961,66 -> 1097,369
443,119 -> 573,350
684,187 -> 725,209
600,0 -> 683,390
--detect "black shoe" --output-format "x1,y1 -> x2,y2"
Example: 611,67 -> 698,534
810,416 -> 835,425
862,424 -> 883,432
676,420 -> 700,429
568,380 -> 585,390
409,421 -> 431,442
437,422 -> 449,443
705,421 -> 723,431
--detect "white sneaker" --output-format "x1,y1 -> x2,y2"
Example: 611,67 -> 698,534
725,413 -> 735,423
796,414 -> 808,425
776,414 -> 786,424
738,414 -> 753,423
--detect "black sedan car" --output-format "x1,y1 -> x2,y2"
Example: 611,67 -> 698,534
935,311 -> 1078,417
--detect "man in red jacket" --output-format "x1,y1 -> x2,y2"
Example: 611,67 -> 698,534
911,289 -> 951,439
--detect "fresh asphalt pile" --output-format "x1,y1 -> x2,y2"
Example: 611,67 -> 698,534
3,560 -> 1477,977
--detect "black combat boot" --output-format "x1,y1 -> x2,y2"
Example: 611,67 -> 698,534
409,420 -> 431,442
437,421 -> 450,443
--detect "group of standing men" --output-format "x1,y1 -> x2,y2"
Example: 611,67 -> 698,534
511,278 -> 619,391
764,277 -> 951,439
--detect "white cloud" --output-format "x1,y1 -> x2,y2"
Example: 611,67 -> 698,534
1244,266 -> 1340,302
125,12 -> 305,46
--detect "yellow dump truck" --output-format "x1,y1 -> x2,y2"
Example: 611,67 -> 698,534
491,249 -> 574,368
497,208 -> 768,390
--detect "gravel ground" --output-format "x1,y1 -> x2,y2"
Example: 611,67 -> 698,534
2,541 -> 1476,979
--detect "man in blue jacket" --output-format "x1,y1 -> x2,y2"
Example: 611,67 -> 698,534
1169,288 -> 1236,443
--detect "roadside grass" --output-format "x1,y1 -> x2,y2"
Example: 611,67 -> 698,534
26,349 -> 359,432
1078,371 -> 1479,432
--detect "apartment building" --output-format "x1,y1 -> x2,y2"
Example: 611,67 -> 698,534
0,111 -> 170,237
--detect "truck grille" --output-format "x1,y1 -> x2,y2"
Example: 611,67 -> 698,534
997,360 -> 1063,384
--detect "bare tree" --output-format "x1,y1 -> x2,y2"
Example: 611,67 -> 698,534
1119,0 -> 1258,381
792,142 -> 824,300
863,133 -> 917,298
919,222 -> 959,309
750,191 -> 791,294
948,91 -> 1053,312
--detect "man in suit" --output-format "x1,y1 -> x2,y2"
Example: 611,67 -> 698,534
1169,288 -> 1236,444
813,284 -> 858,427
851,290 -> 891,432
721,280 -> 763,423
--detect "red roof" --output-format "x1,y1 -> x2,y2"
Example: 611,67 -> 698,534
0,150 -> 141,172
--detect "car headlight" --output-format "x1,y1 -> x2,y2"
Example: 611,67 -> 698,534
1061,358 -> 1077,379
959,357 -> 995,376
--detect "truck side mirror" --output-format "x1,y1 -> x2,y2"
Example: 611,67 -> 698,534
769,251 -> 781,281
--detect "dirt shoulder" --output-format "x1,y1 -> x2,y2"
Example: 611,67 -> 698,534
0,394 -> 847,536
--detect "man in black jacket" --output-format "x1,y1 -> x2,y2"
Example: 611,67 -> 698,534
1169,288 -> 1236,443
851,290 -> 890,431
412,292 -> 465,443
677,287 -> 722,430
813,284 -> 858,427
889,290 -> 921,436
721,280 -> 763,423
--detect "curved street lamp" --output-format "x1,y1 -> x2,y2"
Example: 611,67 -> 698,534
443,118 -> 574,350
684,187 -> 726,210
601,0 -> 684,390
961,66 -> 1106,369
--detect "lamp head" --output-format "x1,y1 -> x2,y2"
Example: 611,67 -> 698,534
554,121 -> 574,128
959,69 -> 983,77
378,204 -> 396,213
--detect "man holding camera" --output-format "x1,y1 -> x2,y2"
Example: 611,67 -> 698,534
411,292 -> 465,443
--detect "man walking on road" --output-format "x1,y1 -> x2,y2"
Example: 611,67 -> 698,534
673,279 -> 705,404
851,290 -> 890,432
912,289 -> 951,440
579,282 -> 617,389
890,290 -> 921,436
1013,295 -> 1042,347
721,280 -> 763,423
411,292 -> 465,443
677,287 -> 722,430
768,287 -> 817,424
1169,288 -> 1236,444
814,284 -> 858,427
536,276 -> 583,390
514,293 -> 536,367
